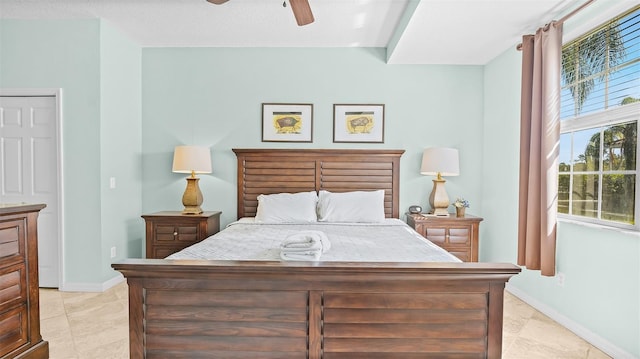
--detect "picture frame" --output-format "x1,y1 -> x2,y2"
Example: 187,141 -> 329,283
262,103 -> 313,142
333,104 -> 385,143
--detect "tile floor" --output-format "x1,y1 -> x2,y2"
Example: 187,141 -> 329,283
39,281 -> 611,358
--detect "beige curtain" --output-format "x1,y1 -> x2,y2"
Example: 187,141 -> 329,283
518,21 -> 562,277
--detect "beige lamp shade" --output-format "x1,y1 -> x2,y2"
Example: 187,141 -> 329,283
420,147 -> 459,216
172,145 -> 212,215
172,145 -> 212,175
420,147 -> 459,178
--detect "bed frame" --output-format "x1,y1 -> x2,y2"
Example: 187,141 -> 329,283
113,149 -> 520,359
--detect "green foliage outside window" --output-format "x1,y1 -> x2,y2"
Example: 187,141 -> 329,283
558,121 -> 637,225
558,6 -> 639,228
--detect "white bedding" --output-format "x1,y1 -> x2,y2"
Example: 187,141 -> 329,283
167,218 -> 460,263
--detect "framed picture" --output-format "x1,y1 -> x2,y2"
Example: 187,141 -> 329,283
262,103 -> 313,142
333,104 -> 385,143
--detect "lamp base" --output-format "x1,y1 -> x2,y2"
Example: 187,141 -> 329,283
181,176 -> 204,215
428,178 -> 450,216
430,207 -> 450,216
182,206 -> 203,215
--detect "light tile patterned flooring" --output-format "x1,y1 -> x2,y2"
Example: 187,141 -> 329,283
39,281 -> 611,358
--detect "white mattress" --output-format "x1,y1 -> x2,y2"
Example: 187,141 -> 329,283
167,218 -> 460,263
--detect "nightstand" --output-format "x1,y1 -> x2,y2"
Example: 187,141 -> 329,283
142,211 -> 221,259
406,213 -> 483,262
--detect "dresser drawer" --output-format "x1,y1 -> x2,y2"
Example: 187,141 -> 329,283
0,204 -> 48,359
0,218 -> 25,261
0,304 -> 28,357
0,263 -> 26,309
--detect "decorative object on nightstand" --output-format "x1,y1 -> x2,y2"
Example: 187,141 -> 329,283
406,213 -> 483,262
172,145 -> 212,214
453,197 -> 470,218
142,211 -> 221,259
408,205 -> 422,214
420,147 -> 459,216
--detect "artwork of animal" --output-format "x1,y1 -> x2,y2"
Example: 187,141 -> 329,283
277,117 -> 299,128
349,116 -> 370,127
348,116 -> 373,133
275,116 -> 301,134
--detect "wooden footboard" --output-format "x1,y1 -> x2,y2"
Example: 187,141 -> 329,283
113,259 -> 520,359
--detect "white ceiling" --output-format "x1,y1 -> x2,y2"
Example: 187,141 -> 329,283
0,0 -> 637,65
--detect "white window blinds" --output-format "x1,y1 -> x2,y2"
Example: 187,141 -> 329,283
561,6 -> 640,120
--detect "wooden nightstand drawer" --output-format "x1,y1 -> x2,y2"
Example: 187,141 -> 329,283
424,228 -> 445,243
448,228 -> 471,245
424,226 -> 470,245
407,213 -> 483,262
448,250 -> 470,262
152,247 -> 183,259
155,224 -> 199,242
143,211 -> 221,259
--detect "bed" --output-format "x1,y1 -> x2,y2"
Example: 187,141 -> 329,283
113,148 -> 520,359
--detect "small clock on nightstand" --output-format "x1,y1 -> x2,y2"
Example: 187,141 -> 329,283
408,205 -> 423,214
142,211 -> 221,259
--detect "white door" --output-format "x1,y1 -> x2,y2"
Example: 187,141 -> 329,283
0,95 -> 60,288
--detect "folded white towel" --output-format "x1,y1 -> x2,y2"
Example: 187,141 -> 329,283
281,237 -> 323,251
280,230 -> 331,261
281,230 -> 331,253
280,250 -> 322,261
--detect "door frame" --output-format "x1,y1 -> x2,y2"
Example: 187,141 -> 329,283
1,88 -> 64,289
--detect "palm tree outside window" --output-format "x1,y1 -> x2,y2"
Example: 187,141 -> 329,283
558,5 -> 640,229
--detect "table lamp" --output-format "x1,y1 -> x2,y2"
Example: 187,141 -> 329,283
172,145 -> 212,214
420,147 -> 459,216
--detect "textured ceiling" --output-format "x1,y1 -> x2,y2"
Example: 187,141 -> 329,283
0,0 -> 637,64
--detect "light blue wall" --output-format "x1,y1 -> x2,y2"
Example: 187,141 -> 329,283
141,47 -> 484,226
99,21 -> 143,280
481,46 -> 521,263
483,45 -> 640,357
0,19 -> 143,287
0,19 -> 103,284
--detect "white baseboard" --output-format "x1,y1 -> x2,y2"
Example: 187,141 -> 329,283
59,273 -> 124,292
506,284 -> 638,359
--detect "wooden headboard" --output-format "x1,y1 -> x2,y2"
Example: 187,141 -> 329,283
233,149 -> 404,219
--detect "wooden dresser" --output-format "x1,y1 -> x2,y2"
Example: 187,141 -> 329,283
142,211 -> 221,259
0,203 -> 48,359
407,213 -> 483,262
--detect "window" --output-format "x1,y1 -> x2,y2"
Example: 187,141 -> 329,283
559,5 -> 640,229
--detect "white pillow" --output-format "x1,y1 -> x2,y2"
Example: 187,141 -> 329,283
317,190 -> 386,223
255,191 -> 318,223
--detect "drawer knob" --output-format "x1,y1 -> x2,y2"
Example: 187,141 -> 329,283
173,231 -> 178,236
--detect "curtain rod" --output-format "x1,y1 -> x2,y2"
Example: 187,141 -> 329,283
516,0 -> 597,50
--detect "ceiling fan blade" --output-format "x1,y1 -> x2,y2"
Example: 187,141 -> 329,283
289,0 -> 314,26
206,0 -> 229,4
